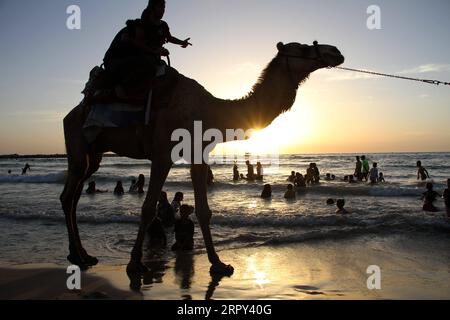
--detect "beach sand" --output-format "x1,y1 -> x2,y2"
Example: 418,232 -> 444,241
1,234 -> 450,300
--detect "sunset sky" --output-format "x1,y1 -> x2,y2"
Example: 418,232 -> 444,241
0,0 -> 449,154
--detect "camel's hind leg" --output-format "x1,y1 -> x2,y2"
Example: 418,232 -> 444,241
191,164 -> 234,276
60,149 -> 102,270
127,155 -> 172,290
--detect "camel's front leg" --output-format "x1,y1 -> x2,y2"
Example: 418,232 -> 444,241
191,164 -> 234,276
127,157 -> 172,289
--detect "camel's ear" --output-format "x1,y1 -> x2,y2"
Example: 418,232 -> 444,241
277,42 -> 284,52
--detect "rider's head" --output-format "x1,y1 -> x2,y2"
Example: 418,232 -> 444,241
144,0 -> 166,21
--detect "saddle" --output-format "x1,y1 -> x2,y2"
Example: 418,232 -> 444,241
82,62 -> 180,110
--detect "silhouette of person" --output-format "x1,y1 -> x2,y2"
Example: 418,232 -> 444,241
361,156 -> 370,181
245,160 -> 255,181
114,181 -> 125,195
354,156 -> 362,181
256,162 -> 264,180
21,163 -> 31,175
102,0 -> 191,99
157,191 -> 176,228
422,182 -> 440,212
284,184 -> 296,199
261,184 -> 272,199
336,199 -> 348,214
136,174 -> 145,194
417,161 -> 430,181
171,192 -> 184,214
86,181 -> 107,194
233,162 -> 239,181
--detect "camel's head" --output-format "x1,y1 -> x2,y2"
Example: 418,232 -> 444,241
277,41 -> 345,73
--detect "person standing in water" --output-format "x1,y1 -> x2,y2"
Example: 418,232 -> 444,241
369,163 -> 379,184
256,162 -> 264,180
417,161 -> 430,181
354,156 -> 362,181
361,156 -> 370,182
246,160 -> 255,181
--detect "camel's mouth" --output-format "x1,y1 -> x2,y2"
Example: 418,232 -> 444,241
323,49 -> 345,68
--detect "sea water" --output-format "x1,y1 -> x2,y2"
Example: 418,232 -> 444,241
0,153 -> 449,266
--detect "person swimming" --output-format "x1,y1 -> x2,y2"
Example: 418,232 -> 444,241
326,198 -> 335,205
422,182 -> 440,212
86,181 -> 108,194
284,184 -> 296,199
114,181 -> 125,195
417,161 -> 430,181
261,184 -> 272,199
336,199 -> 348,214
378,172 -> 385,183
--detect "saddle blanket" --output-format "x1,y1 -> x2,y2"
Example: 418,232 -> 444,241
83,102 -> 147,143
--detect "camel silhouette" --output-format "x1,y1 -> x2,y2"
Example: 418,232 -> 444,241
60,41 -> 344,289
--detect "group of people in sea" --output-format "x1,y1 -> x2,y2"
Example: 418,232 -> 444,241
233,161 -> 264,181
85,175 -> 195,251
255,157 -> 449,216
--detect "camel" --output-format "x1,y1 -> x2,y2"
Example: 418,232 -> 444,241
60,41 -> 344,289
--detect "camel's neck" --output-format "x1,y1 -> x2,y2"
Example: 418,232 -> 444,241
209,57 -> 310,133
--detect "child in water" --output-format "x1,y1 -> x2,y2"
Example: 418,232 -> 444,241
171,204 -> 195,251
261,184 -> 272,199
336,199 -> 348,214
417,161 -> 430,181
284,184 -> 296,199
114,181 -> 124,195
86,181 -> 107,194
369,163 -> 379,184
378,172 -> 385,183
422,182 -> 440,212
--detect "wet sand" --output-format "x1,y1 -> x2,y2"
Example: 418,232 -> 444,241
1,235 -> 450,300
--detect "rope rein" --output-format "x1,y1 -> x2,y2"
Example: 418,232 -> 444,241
330,66 -> 450,86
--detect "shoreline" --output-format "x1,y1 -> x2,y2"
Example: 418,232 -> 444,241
1,236 -> 450,300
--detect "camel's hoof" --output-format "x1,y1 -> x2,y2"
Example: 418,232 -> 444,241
79,248 -> 99,266
83,255 -> 99,266
67,254 -> 89,271
126,261 -> 148,291
210,262 -> 234,276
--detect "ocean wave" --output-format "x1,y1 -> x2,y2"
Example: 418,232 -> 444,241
0,171 -> 67,184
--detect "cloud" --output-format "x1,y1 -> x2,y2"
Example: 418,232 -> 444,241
399,64 -> 450,74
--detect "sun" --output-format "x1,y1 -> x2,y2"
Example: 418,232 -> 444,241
212,100 -> 315,156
